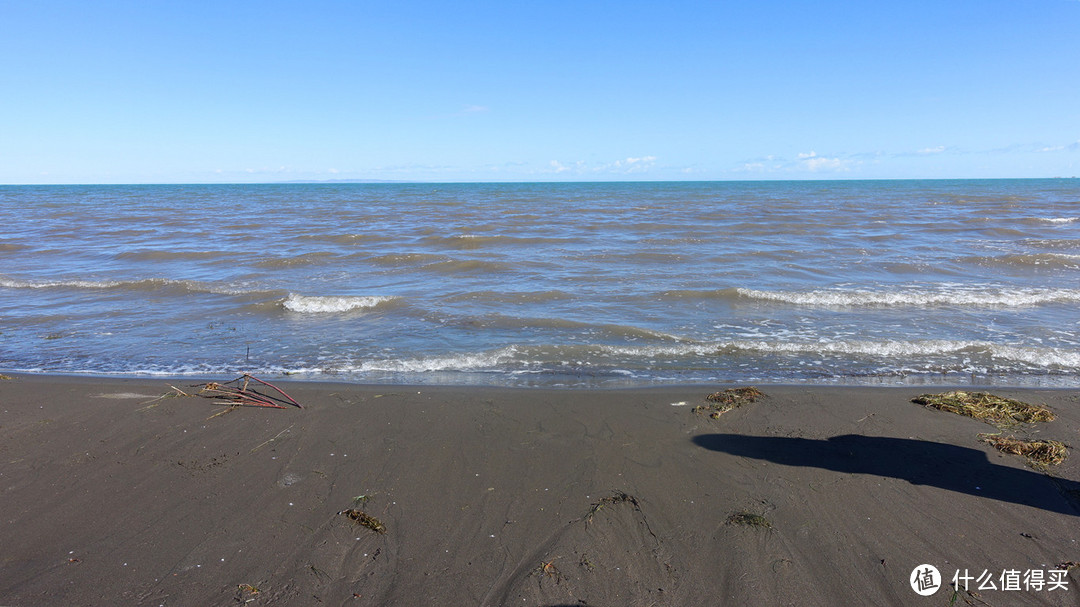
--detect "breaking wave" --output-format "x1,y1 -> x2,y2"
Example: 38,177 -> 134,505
966,253 -> 1080,270
281,293 -> 399,313
0,276 -> 278,299
310,340 -> 1080,375
566,339 -> 1079,368
731,286 -> 1080,307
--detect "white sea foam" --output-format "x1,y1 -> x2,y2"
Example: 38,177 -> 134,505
0,277 -> 123,289
720,339 -> 1070,365
984,344 -> 1080,368
593,339 -> 1080,369
1039,217 -> 1079,224
296,340 -> 1080,380
282,293 -> 398,313
735,286 -> 1080,307
321,341 -> 1080,370
0,276 -> 270,297
311,347 -> 520,375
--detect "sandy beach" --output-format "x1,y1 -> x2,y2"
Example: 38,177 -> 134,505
1,374 -> 1078,606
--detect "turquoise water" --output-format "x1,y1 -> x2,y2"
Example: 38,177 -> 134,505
1,180 -> 1078,386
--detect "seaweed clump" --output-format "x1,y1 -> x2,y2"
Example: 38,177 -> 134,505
531,560 -> 562,586
694,387 -> 765,419
726,510 -> 772,528
979,434 -> 1068,466
585,490 -> 642,525
581,490 -> 659,538
339,508 -> 386,534
912,391 -> 1054,428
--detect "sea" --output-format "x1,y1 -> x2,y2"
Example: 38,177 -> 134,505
1,179 -> 1078,388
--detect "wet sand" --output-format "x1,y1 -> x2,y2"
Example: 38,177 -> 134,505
1,374 -> 1078,606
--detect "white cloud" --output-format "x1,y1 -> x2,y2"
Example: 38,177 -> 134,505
736,162 -> 766,173
729,137 -> 1079,178
1040,141 -> 1080,152
242,165 -> 292,175
543,156 -> 658,175
461,105 -> 489,114
804,156 -> 851,171
602,156 -> 657,173
483,160 -> 529,172
739,150 -> 855,174
796,152 -> 851,172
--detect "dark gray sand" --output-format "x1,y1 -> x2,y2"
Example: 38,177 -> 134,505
2,375 -> 1078,606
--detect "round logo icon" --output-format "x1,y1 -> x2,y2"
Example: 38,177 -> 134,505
910,564 -> 942,596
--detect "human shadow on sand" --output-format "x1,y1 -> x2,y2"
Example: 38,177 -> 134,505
693,433 -> 1080,516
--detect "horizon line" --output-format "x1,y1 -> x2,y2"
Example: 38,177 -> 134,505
2,176 -> 1077,187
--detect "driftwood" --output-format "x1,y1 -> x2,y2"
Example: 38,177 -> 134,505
195,373 -> 304,409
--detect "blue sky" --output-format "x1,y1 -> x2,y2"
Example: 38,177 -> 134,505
2,0 -> 1078,183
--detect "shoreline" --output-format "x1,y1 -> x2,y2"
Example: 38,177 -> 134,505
2,374 -> 1078,605
3,369 -> 1078,392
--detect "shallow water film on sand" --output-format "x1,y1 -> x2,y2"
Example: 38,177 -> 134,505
1,179 -> 1078,386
